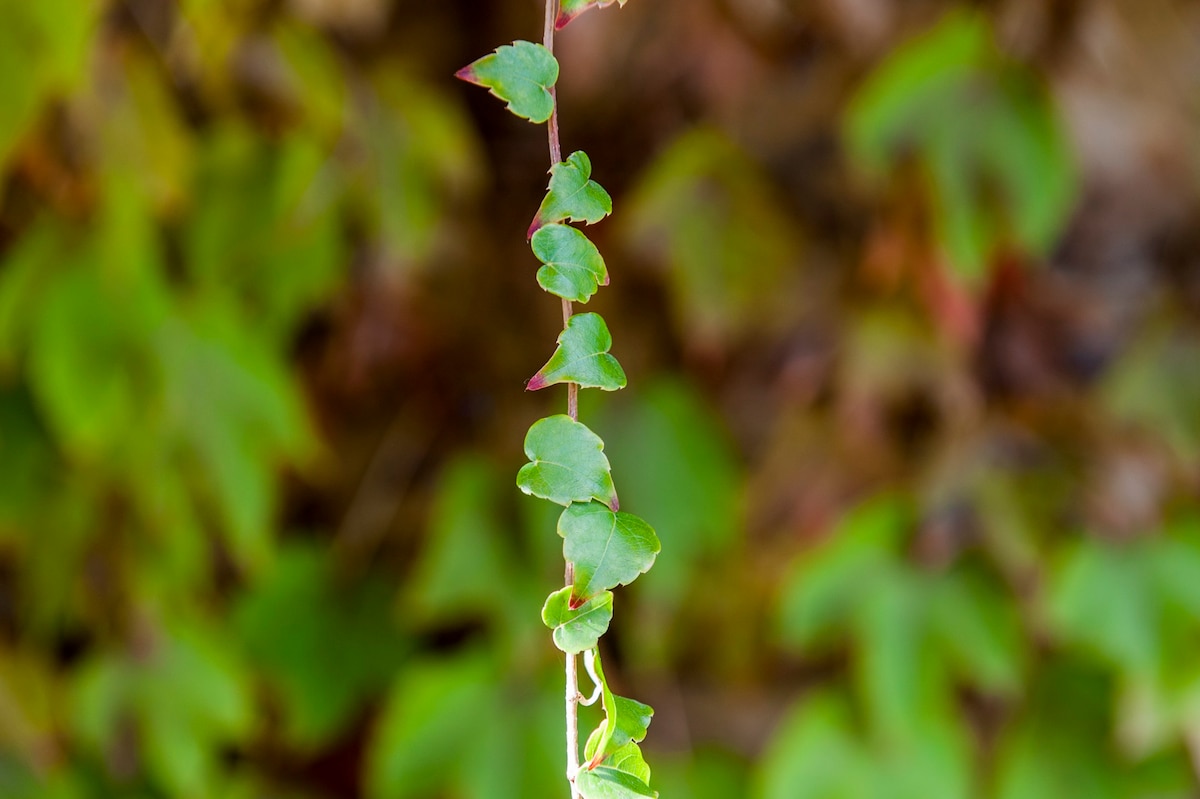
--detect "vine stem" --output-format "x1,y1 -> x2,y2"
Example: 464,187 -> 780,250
544,3 -> 582,797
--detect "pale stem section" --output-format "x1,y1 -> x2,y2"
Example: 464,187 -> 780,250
544,4 -> 583,797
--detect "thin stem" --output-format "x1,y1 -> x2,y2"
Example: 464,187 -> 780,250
545,6 -> 581,796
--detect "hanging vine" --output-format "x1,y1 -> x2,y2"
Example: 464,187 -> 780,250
457,1 -> 660,797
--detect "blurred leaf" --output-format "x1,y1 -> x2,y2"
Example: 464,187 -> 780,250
0,219 -> 62,373
529,313 -> 627,392
853,570 -> 943,741
995,662 -> 1123,799
529,151 -> 613,236
456,41 -> 559,124
364,650 -> 496,799
531,224 -> 610,304
158,302 -> 313,572
235,543 -> 409,748
928,570 -> 1024,695
0,0 -> 100,171
623,129 -> 799,344
1049,539 -> 1160,675
777,495 -> 908,650
104,49 -> 194,213
517,415 -> 619,509
845,10 -> 1075,281
185,125 -> 345,342
70,625 -> 254,797
273,21 -> 347,140
28,261 -> 166,461
754,692 -> 869,799
407,456 -> 521,625
365,69 -> 483,265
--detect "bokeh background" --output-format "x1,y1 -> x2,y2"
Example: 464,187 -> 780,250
2,0 -> 1200,796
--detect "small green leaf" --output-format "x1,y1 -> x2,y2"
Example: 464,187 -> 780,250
607,743 -> 652,785
585,696 -> 655,763
531,223 -> 609,303
455,41 -> 558,124
557,0 -> 631,29
560,502 -> 659,597
516,415 -> 619,509
575,766 -> 657,799
529,313 -> 627,392
529,151 -> 612,237
583,650 -> 653,767
542,587 -> 613,653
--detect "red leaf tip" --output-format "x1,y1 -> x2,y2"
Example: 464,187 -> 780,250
454,65 -> 477,84
526,374 -> 547,392
568,593 -> 586,610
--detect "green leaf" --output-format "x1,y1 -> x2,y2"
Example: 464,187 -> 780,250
776,495 -> 908,650
1049,539 -> 1159,674
233,543 -> 409,748
455,41 -> 558,124
621,129 -> 799,344
929,571 -> 1023,695
531,223 -> 609,303
585,696 -> 654,764
406,456 -> 519,624
529,151 -> 612,237
560,502 -> 659,597
582,650 -> 654,768
607,743 -> 652,784
364,651 -> 496,799
753,693 -> 868,799
575,766 -> 657,799
529,313 -> 627,392
516,415 -> 619,509
844,10 -> 1075,282
557,0 -> 631,29
542,587 -> 613,653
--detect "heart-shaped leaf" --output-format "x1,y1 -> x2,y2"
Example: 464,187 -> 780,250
516,415 -> 619,509
455,41 -> 559,124
531,224 -> 609,303
560,502 -> 658,597
528,151 -> 612,238
528,313 -> 627,392
542,587 -> 613,653
557,0 -> 631,30
575,766 -> 657,799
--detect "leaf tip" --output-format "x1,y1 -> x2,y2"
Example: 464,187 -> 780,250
527,216 -> 544,240
454,65 -> 478,84
526,373 -> 548,391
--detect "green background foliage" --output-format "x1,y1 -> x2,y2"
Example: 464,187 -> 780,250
1,0 -> 1199,797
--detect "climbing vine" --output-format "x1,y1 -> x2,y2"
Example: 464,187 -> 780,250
457,1 -> 660,797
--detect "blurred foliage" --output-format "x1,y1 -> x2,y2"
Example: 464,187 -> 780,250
0,0 -> 1199,797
